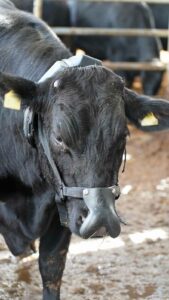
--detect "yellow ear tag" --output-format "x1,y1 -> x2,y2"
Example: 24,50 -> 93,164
4,90 -> 21,110
140,112 -> 158,126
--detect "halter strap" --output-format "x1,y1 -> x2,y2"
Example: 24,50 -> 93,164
22,55 -> 122,228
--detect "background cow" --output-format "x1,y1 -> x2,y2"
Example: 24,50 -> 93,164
12,0 -> 70,25
74,2 -> 163,96
149,4 -> 169,50
1,1 -> 169,299
11,0 -> 164,96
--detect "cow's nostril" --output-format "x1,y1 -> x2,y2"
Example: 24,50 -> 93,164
77,215 -> 84,226
82,208 -> 88,218
77,209 -> 88,226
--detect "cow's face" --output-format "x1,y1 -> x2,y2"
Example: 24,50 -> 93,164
1,67 -> 169,238
43,67 -> 127,237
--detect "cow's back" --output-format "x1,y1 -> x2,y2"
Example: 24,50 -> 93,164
0,0 -> 15,9
149,4 -> 169,50
0,3 -> 71,81
11,0 -> 71,27
75,2 -> 161,61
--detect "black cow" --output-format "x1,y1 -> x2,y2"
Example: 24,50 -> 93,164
1,1 -> 169,299
149,4 -> 169,50
74,2 -> 164,96
10,0 -> 73,50
11,0 -> 164,96
12,0 -> 71,26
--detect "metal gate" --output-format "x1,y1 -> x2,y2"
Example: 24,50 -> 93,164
33,0 -> 169,72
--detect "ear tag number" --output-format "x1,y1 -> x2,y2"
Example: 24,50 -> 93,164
140,112 -> 158,126
4,90 -> 21,110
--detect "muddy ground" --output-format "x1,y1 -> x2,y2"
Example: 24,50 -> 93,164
0,74 -> 169,300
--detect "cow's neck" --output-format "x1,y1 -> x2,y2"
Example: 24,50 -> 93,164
0,8 -> 72,195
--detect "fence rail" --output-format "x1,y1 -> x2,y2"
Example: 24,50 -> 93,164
79,0 -> 169,3
33,0 -> 169,72
103,61 -> 167,71
33,0 -> 43,18
53,27 -> 169,38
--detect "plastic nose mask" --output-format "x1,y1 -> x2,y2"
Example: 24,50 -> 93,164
80,186 -> 121,239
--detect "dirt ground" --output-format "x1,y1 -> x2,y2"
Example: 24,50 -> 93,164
0,74 -> 169,300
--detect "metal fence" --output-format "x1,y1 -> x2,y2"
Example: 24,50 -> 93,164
33,0 -> 169,71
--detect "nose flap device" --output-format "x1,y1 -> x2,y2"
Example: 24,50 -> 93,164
80,187 -> 121,239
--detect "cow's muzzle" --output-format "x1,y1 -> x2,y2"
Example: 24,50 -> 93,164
79,186 -> 121,239
55,185 -> 121,239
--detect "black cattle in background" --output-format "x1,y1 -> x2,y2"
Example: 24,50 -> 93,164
74,2 -> 164,96
11,0 -> 164,96
149,4 -> 169,50
1,1 -> 169,299
12,0 -> 71,26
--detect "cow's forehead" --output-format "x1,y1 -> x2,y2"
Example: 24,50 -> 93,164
49,68 -> 126,149
53,65 -> 124,87
52,66 -> 125,106
52,69 -> 125,124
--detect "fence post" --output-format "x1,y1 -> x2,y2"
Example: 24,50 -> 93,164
33,0 -> 43,18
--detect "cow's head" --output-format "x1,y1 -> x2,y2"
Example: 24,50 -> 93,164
1,58 -> 169,239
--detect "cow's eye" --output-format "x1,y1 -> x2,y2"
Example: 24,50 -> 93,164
55,136 -> 64,147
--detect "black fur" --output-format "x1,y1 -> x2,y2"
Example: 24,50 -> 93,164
11,0 -> 164,95
0,2 -> 169,299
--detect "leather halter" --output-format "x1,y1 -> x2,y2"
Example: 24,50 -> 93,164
38,115 -> 120,227
23,55 -> 121,228
24,108 -> 120,227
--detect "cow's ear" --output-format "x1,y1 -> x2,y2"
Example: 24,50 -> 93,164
124,88 -> 169,131
0,72 -> 37,111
